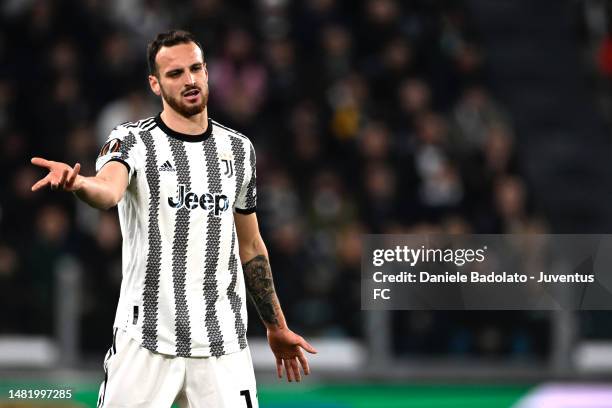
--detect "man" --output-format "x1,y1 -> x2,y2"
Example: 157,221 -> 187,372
31,30 -> 316,408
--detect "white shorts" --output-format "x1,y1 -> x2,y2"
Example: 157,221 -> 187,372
97,329 -> 259,408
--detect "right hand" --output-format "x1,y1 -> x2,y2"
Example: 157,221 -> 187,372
31,157 -> 82,192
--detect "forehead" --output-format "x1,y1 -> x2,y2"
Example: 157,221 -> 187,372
156,42 -> 203,72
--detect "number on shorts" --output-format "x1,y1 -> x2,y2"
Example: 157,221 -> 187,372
240,390 -> 253,408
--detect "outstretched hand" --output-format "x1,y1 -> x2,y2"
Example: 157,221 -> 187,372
267,328 -> 317,382
31,157 -> 82,192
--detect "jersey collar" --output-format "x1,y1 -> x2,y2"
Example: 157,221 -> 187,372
154,113 -> 213,143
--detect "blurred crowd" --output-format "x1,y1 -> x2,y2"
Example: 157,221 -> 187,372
0,0 -> 548,358
583,0 -> 612,120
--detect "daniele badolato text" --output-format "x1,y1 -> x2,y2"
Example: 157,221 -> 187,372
372,271 -> 595,284
369,245 -> 595,301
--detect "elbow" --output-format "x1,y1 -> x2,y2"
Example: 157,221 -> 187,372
95,201 -> 115,211
111,192 -> 123,208
105,193 -> 123,210
107,187 -> 126,209
97,193 -> 122,211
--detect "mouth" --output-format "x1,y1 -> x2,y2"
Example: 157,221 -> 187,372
183,88 -> 201,102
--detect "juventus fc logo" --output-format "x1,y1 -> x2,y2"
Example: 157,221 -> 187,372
221,158 -> 234,177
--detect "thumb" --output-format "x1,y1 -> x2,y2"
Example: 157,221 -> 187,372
299,337 -> 317,354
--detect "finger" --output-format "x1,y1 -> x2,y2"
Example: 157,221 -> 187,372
299,337 -> 318,354
58,169 -> 68,189
31,157 -> 51,168
66,163 -> 80,186
291,358 -> 301,382
283,359 -> 293,382
276,357 -> 283,379
31,177 -> 50,192
297,350 -> 310,375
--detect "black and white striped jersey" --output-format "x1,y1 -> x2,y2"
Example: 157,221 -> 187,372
95,114 -> 256,357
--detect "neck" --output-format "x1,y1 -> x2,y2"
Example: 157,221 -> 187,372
160,106 -> 209,136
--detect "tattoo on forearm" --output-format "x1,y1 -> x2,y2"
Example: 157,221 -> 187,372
243,255 -> 279,326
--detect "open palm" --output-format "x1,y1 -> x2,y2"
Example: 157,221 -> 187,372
267,328 -> 317,382
31,157 -> 82,192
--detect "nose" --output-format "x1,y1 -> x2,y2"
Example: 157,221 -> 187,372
185,71 -> 195,85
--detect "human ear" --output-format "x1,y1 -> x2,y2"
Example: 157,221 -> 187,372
148,74 -> 161,96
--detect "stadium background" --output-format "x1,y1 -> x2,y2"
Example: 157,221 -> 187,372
1,0 -> 612,406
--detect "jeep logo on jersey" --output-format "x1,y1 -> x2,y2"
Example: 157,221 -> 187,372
168,184 -> 229,215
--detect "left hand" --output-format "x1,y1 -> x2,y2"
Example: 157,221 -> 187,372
267,328 -> 317,382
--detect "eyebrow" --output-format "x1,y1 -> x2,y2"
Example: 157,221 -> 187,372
164,63 -> 203,76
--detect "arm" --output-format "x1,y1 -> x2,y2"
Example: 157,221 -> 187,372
31,158 -> 129,210
234,212 -> 317,382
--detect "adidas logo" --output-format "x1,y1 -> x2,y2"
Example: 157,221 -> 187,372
159,160 -> 175,172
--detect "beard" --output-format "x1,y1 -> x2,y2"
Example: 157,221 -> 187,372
160,83 -> 208,118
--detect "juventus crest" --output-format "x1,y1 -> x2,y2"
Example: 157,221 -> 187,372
219,152 -> 234,177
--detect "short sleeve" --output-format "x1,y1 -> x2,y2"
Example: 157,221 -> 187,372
234,141 -> 257,214
95,125 -> 141,181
